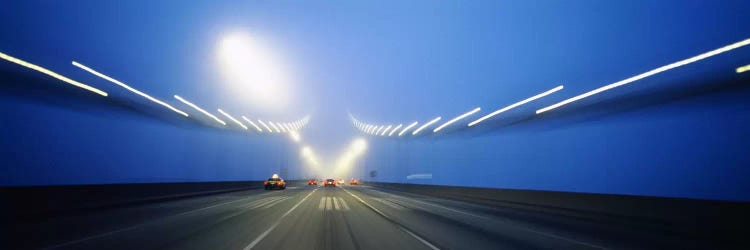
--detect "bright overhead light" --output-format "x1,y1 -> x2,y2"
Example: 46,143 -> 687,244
469,85 -> 564,126
174,95 -> 226,125
352,138 -> 367,153
537,38 -> 750,114
412,117 -> 441,135
399,122 -> 419,136
381,125 -> 393,136
389,124 -> 402,136
73,61 -> 188,117
268,121 -> 281,133
217,109 -> 247,130
737,64 -> 750,73
278,123 -> 287,132
434,107 -> 480,132
257,120 -> 273,132
289,131 -> 301,142
0,52 -> 108,97
366,125 -> 374,134
241,116 -> 263,132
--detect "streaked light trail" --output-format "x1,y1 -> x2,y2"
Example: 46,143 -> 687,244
399,122 -> 419,136
257,120 -> 273,132
381,125 -> 393,136
217,109 -> 247,130
737,64 -> 750,73
412,117 -> 441,135
268,121 -> 281,133
0,52 -> 108,96
375,125 -> 384,135
434,107 -> 480,132
174,95 -> 226,125
72,61 -> 188,117
389,124 -> 402,136
469,85 -> 564,126
242,116 -> 263,132
537,38 -> 750,114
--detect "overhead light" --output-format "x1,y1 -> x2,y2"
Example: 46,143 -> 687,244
537,38 -> 750,114
381,125 -> 393,136
434,107 -> 480,132
217,109 -> 247,129
289,131 -> 301,142
469,85 -> 564,126
73,61 -> 188,117
737,64 -> 750,73
241,116 -> 263,132
0,52 -> 108,97
277,122 -> 287,132
389,124 -> 403,136
174,95 -> 226,125
268,121 -> 281,133
412,117 -> 441,135
399,122 -> 419,136
257,120 -> 273,132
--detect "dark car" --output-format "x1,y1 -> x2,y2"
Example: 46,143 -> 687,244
324,179 -> 336,187
264,177 -> 286,190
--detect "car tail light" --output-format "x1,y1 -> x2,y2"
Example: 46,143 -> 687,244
264,181 -> 268,185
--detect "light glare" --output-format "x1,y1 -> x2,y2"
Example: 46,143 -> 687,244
388,124 -> 403,136
241,116 -> 263,132
399,122 -> 419,136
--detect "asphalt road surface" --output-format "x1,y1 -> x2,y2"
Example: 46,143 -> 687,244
6,183 -> 730,250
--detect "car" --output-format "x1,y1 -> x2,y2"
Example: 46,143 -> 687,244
264,174 -> 286,190
308,179 -> 317,185
324,179 -> 336,187
349,179 -> 359,185
338,178 -> 345,185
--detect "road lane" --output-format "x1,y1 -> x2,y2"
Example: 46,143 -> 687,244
7,183 -> 724,249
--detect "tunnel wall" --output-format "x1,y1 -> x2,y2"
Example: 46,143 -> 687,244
360,73 -> 750,202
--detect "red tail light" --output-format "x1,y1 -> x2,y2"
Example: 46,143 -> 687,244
264,181 -> 268,185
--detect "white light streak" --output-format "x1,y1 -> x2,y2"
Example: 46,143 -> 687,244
389,124 -> 403,136
217,109 -> 247,129
278,123 -> 287,132
399,122 -> 419,136
375,125 -> 385,135
174,95 -> 226,125
434,107 -> 480,132
412,117 -> 441,135
737,64 -> 750,73
257,120 -> 273,132
72,61 -> 188,117
381,125 -> 393,136
537,38 -> 750,114
0,52 -> 107,96
242,116 -> 263,132
268,121 -> 281,133
469,85 -> 564,126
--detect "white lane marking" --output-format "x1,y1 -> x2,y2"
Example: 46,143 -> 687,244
44,192 -> 268,249
326,197 -> 333,211
338,197 -> 350,211
342,188 -> 440,250
318,197 -> 326,210
243,189 -> 317,250
333,196 -> 341,210
262,197 -> 291,209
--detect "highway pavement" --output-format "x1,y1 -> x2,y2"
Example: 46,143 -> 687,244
5,183 -> 732,249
